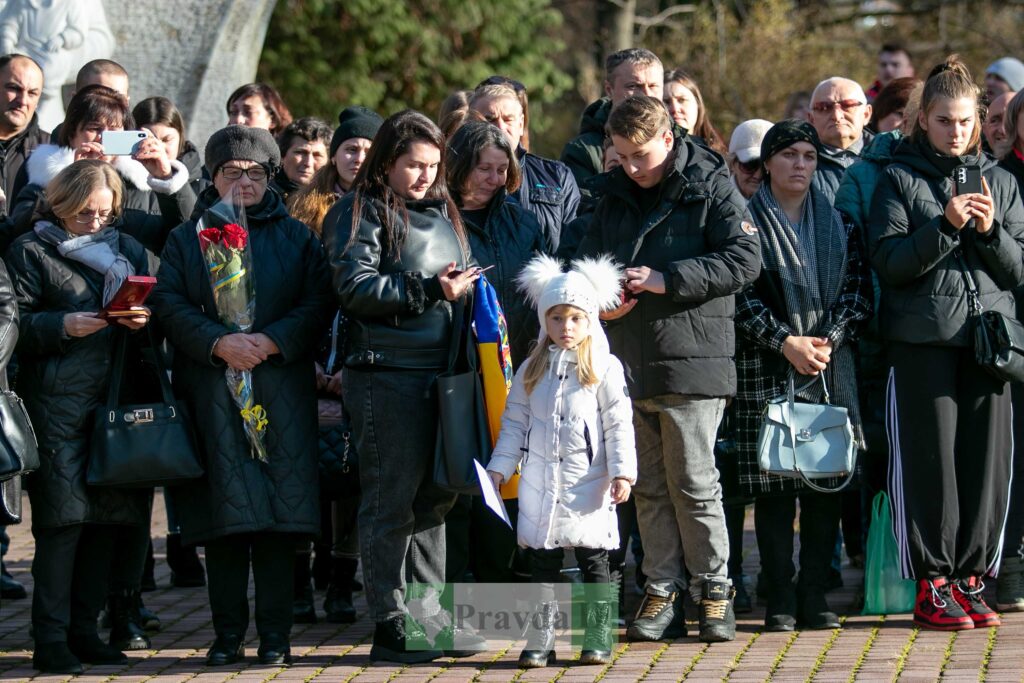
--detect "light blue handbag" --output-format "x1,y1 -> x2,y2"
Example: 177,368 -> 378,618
756,371 -> 856,493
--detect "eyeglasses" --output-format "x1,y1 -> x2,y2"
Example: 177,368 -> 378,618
737,159 -> 762,175
220,165 -> 268,181
73,211 -> 114,226
811,99 -> 866,113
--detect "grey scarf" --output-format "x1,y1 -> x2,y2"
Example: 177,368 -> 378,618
33,221 -> 135,306
748,183 -> 861,428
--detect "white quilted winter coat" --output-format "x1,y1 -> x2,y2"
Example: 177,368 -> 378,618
487,346 -> 637,550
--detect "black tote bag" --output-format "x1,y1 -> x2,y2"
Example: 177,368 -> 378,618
0,385 -> 39,481
433,294 -> 491,495
87,327 -> 203,488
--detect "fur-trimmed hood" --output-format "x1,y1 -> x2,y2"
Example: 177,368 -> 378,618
25,144 -> 189,195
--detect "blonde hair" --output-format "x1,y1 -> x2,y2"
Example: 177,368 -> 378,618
607,95 -> 672,145
46,159 -> 123,222
522,304 -> 600,395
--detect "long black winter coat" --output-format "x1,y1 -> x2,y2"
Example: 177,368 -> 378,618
868,138 -> 1024,346
8,227 -> 151,529
150,187 -> 332,545
462,190 -> 546,367
577,134 -> 762,399
3,145 -> 192,255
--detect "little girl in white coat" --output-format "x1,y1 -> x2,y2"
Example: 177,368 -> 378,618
487,254 -> 637,669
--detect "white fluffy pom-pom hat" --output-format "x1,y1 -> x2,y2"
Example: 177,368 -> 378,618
516,254 -> 624,360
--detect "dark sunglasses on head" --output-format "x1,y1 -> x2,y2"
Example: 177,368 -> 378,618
737,158 -> 762,174
811,99 -> 865,113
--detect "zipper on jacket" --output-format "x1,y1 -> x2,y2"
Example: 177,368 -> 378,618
521,427 -> 531,466
584,423 -> 594,465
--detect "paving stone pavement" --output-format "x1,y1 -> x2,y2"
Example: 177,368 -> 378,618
2,491 -> 1024,682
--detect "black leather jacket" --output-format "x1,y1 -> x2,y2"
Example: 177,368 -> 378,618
330,194 -> 473,370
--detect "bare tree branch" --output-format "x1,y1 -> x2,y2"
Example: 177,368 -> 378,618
634,4 -> 697,28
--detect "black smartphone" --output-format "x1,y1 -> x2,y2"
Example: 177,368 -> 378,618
953,165 -> 983,195
448,265 -> 494,278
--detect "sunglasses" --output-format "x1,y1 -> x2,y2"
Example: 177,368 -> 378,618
811,99 -> 865,113
737,159 -> 762,175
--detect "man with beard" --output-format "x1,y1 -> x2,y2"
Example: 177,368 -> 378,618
984,91 -> 1016,159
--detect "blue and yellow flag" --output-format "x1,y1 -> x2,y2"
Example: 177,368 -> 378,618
472,276 -> 518,499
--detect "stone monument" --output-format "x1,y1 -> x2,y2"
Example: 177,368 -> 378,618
0,0 -> 277,154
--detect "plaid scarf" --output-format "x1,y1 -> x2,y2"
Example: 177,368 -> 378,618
748,183 -> 861,427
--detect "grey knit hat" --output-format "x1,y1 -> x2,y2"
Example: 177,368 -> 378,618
986,57 -> 1024,92
205,125 -> 281,176
330,106 -> 384,157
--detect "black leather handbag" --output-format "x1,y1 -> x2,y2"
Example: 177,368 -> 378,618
955,250 -> 1024,383
0,474 -> 21,524
0,384 -> 39,481
87,328 -> 203,488
433,295 -> 491,496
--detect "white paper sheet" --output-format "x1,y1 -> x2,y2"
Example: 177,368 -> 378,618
474,460 -> 512,528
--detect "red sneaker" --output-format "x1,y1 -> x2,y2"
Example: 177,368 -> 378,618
913,578 -> 974,631
952,577 -> 1001,627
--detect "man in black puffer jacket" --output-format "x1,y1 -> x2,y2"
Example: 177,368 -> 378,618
578,96 -> 760,645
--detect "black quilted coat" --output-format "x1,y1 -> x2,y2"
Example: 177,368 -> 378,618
150,187 -> 333,545
7,226 -> 151,529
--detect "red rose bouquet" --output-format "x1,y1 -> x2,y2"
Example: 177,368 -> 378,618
195,188 -> 268,461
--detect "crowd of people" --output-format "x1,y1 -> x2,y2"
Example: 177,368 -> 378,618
1,39 -> 1024,674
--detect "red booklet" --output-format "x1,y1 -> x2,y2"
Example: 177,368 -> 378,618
100,275 -> 157,318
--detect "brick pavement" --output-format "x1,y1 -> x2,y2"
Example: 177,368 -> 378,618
2,491 -> 1024,682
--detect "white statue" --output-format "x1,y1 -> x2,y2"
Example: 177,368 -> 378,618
0,0 -> 115,130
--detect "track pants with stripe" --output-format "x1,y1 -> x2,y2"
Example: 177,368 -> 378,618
886,342 -> 1013,580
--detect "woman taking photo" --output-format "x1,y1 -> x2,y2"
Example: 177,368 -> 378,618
6,85 -> 192,255
735,120 -> 872,632
9,160 -> 152,674
150,125 -> 331,665
868,56 -> 1024,631
134,96 -> 209,224
331,110 -> 480,664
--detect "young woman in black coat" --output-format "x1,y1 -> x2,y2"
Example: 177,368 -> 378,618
868,56 -> 1024,631
329,110 -> 482,664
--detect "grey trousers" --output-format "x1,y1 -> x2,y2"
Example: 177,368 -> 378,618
632,394 -> 730,601
344,368 -> 457,622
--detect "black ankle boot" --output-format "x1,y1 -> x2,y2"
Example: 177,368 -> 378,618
134,591 -> 161,632
518,600 -> 558,668
324,557 -> 357,623
206,633 -> 244,666
293,554 -> 317,624
764,582 -> 797,632
33,642 -> 83,674
108,590 -> 151,650
68,632 -> 129,664
167,533 -> 206,588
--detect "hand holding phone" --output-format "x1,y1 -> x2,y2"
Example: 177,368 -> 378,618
949,165 -> 994,232
448,264 -> 495,278
101,130 -> 149,156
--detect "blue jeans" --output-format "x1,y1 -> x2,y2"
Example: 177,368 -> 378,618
344,368 -> 457,621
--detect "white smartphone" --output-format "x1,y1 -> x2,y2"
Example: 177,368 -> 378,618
101,130 -> 148,156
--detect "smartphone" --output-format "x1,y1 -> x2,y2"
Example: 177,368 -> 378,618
448,264 -> 495,278
101,130 -> 148,156
100,275 -> 157,318
953,165 -> 983,195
